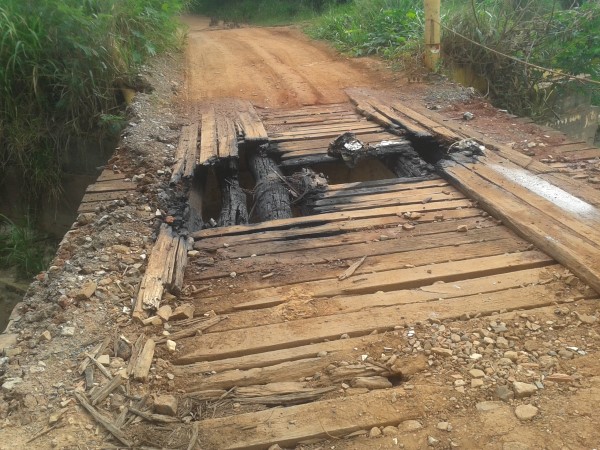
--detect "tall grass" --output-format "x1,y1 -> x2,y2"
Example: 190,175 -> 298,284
189,0 -> 344,25
0,0 -> 186,206
0,215 -> 53,279
308,0 -> 423,60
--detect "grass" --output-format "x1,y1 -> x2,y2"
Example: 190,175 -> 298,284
189,0 -> 338,25
0,0 -> 186,206
0,215 -> 53,279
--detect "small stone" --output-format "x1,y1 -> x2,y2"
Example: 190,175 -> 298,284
187,250 -> 200,257
351,376 -> 393,390
61,327 -> 75,337
470,353 -> 483,360
514,404 -> 538,421
450,334 -> 461,343
558,349 -> 574,359
504,351 -> 518,362
432,347 -> 453,357
317,351 -> 328,357
382,426 -> 398,436
476,401 -> 503,412
398,420 -> 423,432
154,395 -> 178,416
463,112 -> 475,121
575,312 -> 597,324
513,381 -> 538,398
428,435 -> 440,447
469,369 -> 485,378
402,223 -> 415,231
369,427 -> 382,438
495,385 -> 514,402
116,340 -> 132,361
40,331 -> 52,342
457,225 -> 468,232
496,337 -> 509,349
471,379 -> 484,388
437,421 -> 450,431
166,340 -> 177,352
538,355 -> 555,368
268,445 -> 283,450
157,305 -> 173,322
2,377 -> 23,392
171,304 -> 195,320
340,334 -> 350,339
97,354 -> 110,366
76,280 -> 97,300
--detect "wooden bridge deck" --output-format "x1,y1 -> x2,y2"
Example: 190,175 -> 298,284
125,93 -> 600,449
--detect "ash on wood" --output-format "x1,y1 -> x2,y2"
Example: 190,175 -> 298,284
248,152 -> 293,222
389,147 -> 436,178
327,132 -> 415,168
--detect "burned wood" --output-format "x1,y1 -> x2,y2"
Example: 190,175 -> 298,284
186,170 -> 205,233
248,152 -> 293,221
328,132 -> 415,168
389,147 -> 436,178
217,160 -> 249,227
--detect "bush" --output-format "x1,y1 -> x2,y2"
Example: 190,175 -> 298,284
0,215 -> 53,279
0,0 -> 185,204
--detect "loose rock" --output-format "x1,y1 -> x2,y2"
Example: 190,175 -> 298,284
154,394 -> 178,416
514,404 -> 539,421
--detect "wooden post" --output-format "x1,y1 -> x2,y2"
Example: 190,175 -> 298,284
424,0 -> 441,71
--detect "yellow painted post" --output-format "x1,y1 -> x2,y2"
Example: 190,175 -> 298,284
424,0 -> 441,71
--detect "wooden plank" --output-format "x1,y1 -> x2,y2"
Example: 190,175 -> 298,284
465,160 -> 600,236
175,265 -> 556,370
325,176 -> 442,192
266,114 -> 362,127
549,142 -> 593,154
178,272 -> 563,363
183,122 -> 200,178
193,207 -> 476,252
280,154 -> 339,167
271,120 -> 375,135
275,132 -> 399,152
192,198 -> 475,239
316,180 -> 449,199
539,172 -> 600,208
199,108 -> 218,165
171,123 -> 199,182
270,126 -> 384,143
191,218 -> 506,283
237,101 -> 268,143
310,185 -> 463,208
312,190 -> 465,213
85,180 -> 136,193
260,104 -> 351,119
216,114 -> 238,159
195,387 -> 432,450
80,191 -> 129,203
559,149 -> 600,161
197,238 -> 533,324
195,217 -> 500,260
96,170 -> 125,182
441,161 -> 600,293
133,225 -> 178,319
78,201 -> 104,213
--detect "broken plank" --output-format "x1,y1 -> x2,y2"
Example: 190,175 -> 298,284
216,115 -> 238,159
74,392 -> 132,448
270,126 -> 384,143
237,101 -> 268,143
275,132 -> 400,152
199,108 -> 218,165
195,387 -> 431,450
97,170 -> 125,182
133,338 -> 155,382
191,198 -> 474,239
171,123 -> 200,183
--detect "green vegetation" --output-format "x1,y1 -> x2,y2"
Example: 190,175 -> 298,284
0,215 -> 53,279
0,0 -> 186,206
189,0 -> 346,25
308,0 -> 423,61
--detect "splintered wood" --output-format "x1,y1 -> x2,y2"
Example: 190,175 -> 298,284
133,224 -> 188,320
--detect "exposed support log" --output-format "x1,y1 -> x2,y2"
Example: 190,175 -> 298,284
328,132 -> 416,168
389,147 -> 436,178
217,160 -> 249,227
248,152 -> 293,222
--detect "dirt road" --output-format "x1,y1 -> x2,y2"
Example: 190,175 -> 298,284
181,15 -> 397,108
